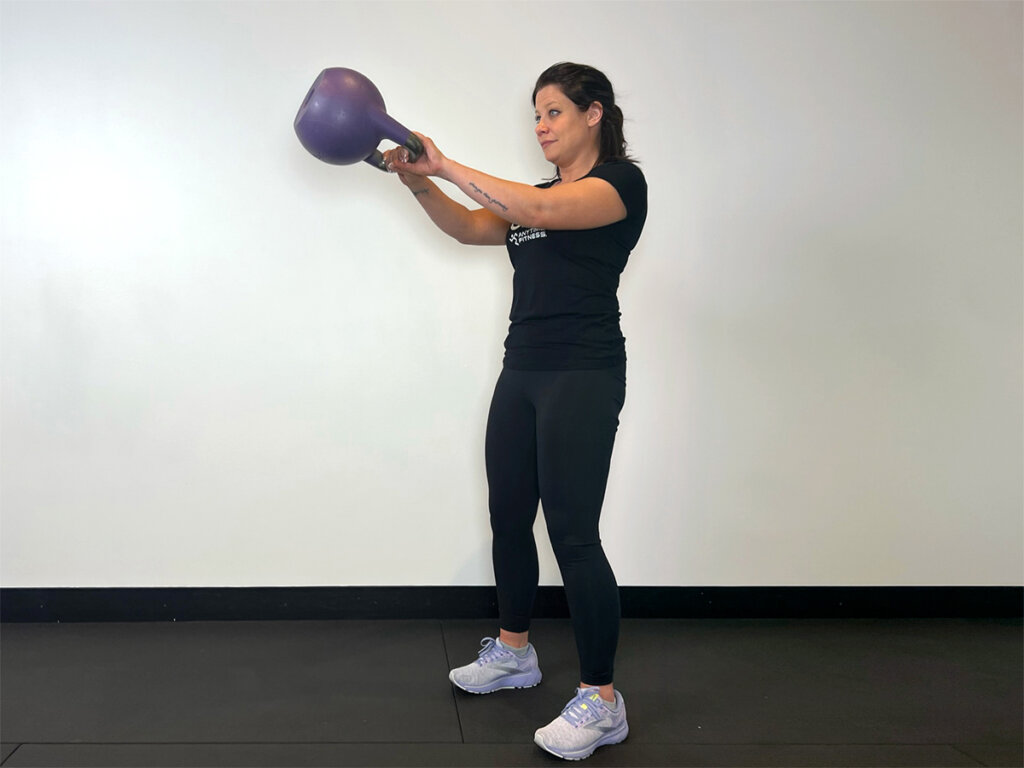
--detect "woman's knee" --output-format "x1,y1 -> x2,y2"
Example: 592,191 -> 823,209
489,503 -> 538,540
547,523 -> 603,564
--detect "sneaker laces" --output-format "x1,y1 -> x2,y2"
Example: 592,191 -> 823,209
560,688 -> 607,728
475,637 -> 514,665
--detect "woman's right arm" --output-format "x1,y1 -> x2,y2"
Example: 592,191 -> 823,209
383,148 -> 508,246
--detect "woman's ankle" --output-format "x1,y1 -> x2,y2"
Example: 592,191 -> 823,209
499,629 -> 529,649
581,682 -> 615,703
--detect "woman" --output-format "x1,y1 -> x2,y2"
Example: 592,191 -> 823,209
385,62 -> 647,761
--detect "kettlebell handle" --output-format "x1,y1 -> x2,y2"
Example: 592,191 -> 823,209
363,132 -> 424,171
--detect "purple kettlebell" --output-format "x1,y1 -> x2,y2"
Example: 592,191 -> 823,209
294,68 -> 423,170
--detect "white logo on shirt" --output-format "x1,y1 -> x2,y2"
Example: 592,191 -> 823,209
509,226 -> 547,246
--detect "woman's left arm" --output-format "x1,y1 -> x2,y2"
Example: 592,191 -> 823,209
389,134 -> 626,231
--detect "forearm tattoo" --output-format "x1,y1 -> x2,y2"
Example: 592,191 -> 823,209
412,188 -> 429,198
468,182 -> 509,212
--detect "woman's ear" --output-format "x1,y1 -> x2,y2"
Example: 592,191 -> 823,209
587,101 -> 604,127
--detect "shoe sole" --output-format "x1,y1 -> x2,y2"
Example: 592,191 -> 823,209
449,670 -> 542,694
534,722 -> 629,761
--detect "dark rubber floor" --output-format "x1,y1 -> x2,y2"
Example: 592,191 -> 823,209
1,618 -> 1020,766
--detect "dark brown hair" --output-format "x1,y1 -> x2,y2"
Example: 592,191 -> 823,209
532,62 -> 636,167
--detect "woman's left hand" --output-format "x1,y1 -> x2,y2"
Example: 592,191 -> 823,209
388,132 -> 447,178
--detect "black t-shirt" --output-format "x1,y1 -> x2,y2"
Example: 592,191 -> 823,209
503,159 -> 648,370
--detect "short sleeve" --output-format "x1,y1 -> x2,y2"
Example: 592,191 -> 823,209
587,161 -> 648,249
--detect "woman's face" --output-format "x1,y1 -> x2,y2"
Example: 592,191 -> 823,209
534,85 -> 601,167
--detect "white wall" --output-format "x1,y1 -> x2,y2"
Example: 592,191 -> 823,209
1,0 -> 1020,588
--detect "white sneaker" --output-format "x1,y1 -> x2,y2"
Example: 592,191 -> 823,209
534,687 -> 629,760
448,637 -> 542,694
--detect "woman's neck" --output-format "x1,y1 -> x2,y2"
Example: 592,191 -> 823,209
557,146 -> 601,184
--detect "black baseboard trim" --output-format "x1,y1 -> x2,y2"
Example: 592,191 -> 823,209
1,586 -> 1020,623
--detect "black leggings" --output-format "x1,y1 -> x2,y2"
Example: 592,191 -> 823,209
485,365 -> 625,686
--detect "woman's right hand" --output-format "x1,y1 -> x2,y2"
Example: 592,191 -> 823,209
382,147 -> 422,188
